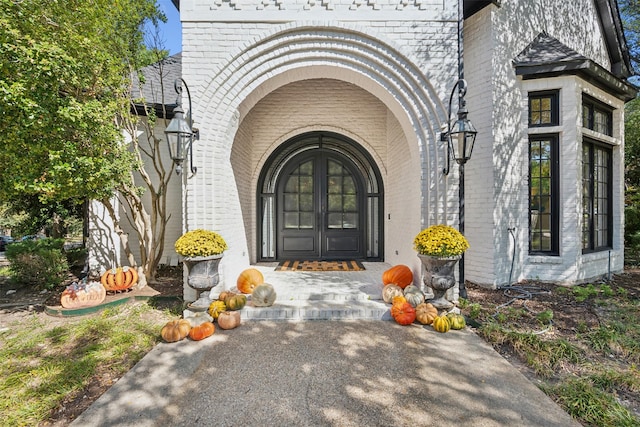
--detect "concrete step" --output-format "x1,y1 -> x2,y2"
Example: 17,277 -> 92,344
241,298 -> 391,321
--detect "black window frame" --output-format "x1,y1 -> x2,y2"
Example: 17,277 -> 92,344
582,95 -> 613,136
528,134 -> 560,255
581,139 -> 613,253
528,90 -> 560,127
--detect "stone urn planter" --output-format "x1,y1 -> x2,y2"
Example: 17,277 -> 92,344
174,229 -> 228,312
184,254 -> 223,311
418,254 -> 461,309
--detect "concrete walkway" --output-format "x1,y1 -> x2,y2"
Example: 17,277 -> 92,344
71,262 -> 580,426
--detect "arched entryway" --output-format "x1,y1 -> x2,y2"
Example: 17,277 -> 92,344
258,132 -> 383,262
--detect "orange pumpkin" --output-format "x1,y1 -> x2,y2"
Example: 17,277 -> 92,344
392,295 -> 407,305
415,302 -> 438,325
391,301 -> 416,326
217,310 -> 241,330
382,265 -> 413,289
161,319 -> 192,343
237,268 -> 264,294
188,321 -> 215,341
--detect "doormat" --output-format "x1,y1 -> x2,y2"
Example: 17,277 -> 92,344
275,260 -> 366,272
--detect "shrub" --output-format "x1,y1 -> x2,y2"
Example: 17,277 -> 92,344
65,246 -> 88,267
5,238 -> 69,289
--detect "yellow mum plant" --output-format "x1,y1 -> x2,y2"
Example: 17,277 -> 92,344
413,224 -> 469,257
175,229 -> 228,258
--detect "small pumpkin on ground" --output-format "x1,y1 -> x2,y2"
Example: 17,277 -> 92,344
403,285 -> 425,307
208,300 -> 227,319
415,302 -> 438,325
432,315 -> 451,333
225,293 -> 247,311
185,311 -> 214,327
446,312 -> 466,330
391,301 -> 416,326
391,295 -> 407,305
252,283 -> 277,307
382,264 -> 413,289
161,319 -> 192,343
218,310 -> 241,330
237,268 -> 264,294
189,321 -> 215,341
382,284 -> 404,304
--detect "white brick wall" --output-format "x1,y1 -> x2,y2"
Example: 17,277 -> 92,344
464,0 -> 626,287
87,120 -> 183,276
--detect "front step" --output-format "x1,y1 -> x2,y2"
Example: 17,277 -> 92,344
241,298 -> 391,321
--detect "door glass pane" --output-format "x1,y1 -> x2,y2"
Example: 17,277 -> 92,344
328,176 -> 342,194
343,213 -> 357,229
300,194 -> 313,211
328,213 -> 342,229
343,176 -> 356,194
284,194 -> 298,211
328,194 -> 342,211
284,212 -> 298,228
299,213 -> 314,229
344,195 -> 357,212
283,160 -> 314,230
325,158 -> 358,230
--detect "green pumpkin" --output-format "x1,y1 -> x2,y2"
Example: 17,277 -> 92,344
403,285 -> 425,307
225,293 -> 247,311
446,312 -> 466,330
432,315 -> 451,333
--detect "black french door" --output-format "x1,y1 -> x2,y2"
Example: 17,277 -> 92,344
277,150 -> 365,260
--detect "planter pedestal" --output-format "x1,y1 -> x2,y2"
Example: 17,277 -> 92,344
418,254 -> 460,309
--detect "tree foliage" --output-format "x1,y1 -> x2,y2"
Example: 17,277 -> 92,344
0,0 -> 162,202
0,0 -> 173,282
621,0 -> 640,263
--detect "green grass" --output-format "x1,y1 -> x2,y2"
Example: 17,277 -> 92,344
543,378 -> 638,427
0,303 -> 176,426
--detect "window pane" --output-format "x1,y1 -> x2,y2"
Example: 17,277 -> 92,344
529,136 -> 557,253
582,142 -> 611,251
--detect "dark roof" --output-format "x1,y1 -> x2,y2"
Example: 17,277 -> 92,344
514,32 -> 637,101
463,1 -> 500,19
131,53 -> 182,118
593,0 -> 633,78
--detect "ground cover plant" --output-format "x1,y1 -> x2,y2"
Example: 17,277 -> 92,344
461,272 -> 640,426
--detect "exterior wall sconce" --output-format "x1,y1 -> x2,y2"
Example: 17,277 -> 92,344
442,78 -> 477,175
440,78 -> 477,299
164,78 -> 199,175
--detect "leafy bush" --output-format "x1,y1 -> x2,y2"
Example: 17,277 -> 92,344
64,246 -> 87,267
5,238 -> 69,289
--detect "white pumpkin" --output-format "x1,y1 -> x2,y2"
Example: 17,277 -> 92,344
382,284 -> 404,304
252,283 -> 277,307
